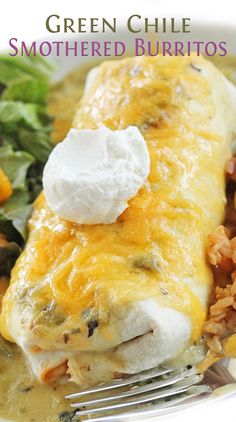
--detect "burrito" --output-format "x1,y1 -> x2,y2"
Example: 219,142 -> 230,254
1,54 -> 236,386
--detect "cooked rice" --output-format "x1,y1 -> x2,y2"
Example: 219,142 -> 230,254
204,159 -> 236,355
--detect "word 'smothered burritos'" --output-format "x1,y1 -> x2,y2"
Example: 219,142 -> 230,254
1,55 -> 236,386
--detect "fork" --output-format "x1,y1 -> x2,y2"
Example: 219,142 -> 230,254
65,360 -> 236,421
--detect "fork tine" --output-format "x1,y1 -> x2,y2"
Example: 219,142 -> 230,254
71,368 -> 199,407
74,374 -> 203,416
85,385 -> 212,422
65,367 -> 173,399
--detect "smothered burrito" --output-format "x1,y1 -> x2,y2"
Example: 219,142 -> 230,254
1,55 -> 236,386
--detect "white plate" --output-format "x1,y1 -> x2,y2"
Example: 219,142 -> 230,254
1,22 -> 236,422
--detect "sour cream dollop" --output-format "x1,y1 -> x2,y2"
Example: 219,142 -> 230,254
43,125 -> 150,225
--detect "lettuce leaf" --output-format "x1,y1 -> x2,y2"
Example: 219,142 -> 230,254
0,56 -> 51,104
0,144 -> 34,189
18,128 -> 52,163
0,145 -> 34,239
0,101 -> 42,129
0,55 -> 53,248
0,199 -> 32,240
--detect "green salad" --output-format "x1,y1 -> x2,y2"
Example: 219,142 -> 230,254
0,56 -> 53,275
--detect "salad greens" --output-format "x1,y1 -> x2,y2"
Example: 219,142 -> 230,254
0,56 -> 53,251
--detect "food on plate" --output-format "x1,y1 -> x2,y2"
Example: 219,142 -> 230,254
0,168 -> 13,203
43,125 -> 150,225
202,162 -> 236,365
0,56 -> 53,244
1,54 -> 236,388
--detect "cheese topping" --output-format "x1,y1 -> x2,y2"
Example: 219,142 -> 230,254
43,125 -> 150,224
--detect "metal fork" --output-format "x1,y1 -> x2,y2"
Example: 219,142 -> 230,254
65,360 -> 236,421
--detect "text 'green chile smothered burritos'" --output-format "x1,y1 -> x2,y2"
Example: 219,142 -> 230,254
1,54 -> 236,385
